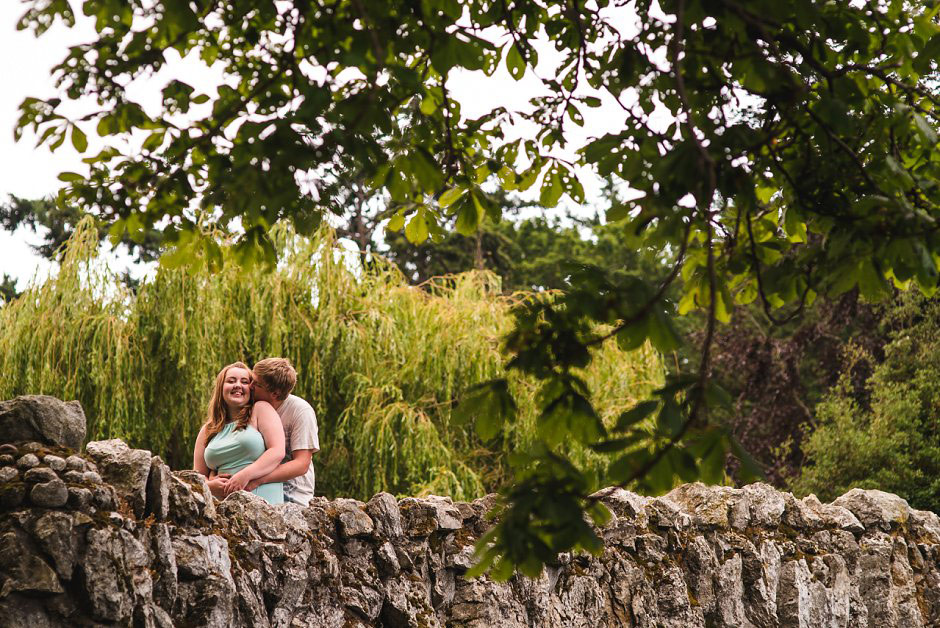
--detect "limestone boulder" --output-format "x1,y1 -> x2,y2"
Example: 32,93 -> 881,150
0,526 -> 63,596
170,533 -> 236,627
742,482 -> 787,528
666,482 -> 742,530
0,395 -> 85,450
216,490 -> 287,541
801,494 -> 865,534
81,526 -> 154,623
167,471 -> 216,524
146,456 -> 171,520
29,478 -> 68,508
29,511 -> 93,579
366,492 -> 404,539
833,488 -> 911,531
909,508 -> 940,544
334,497 -> 375,539
84,439 -> 152,517
399,495 -> 462,536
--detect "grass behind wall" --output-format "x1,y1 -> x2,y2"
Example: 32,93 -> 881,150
0,219 -> 664,501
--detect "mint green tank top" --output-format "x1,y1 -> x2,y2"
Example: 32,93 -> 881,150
203,422 -> 283,504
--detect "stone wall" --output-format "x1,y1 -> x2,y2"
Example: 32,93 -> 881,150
1,395 -> 939,627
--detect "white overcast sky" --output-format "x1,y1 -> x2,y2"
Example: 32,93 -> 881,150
0,1 -> 645,292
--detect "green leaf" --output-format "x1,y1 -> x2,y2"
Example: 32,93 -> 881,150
858,258 -> 890,301
647,311 -> 681,353
70,125 -> 87,153
606,204 -> 630,222
405,212 -> 429,244
730,437 -> 763,482
616,317 -> 649,351
57,172 -> 83,182
589,433 -> 647,453
506,43 -> 525,80
704,382 -> 733,410
613,400 -> 659,432
655,398 -> 683,439
783,207 -> 806,243
438,186 -> 464,208
386,212 -> 405,232
582,96 -> 602,108
453,380 -> 517,441
142,130 -> 165,152
913,113 -> 938,145
454,196 -> 482,235
608,449 -> 651,484
539,169 -> 563,208
96,116 -> 113,136
420,94 -> 438,116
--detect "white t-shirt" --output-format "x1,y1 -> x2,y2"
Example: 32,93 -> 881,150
277,394 -> 319,506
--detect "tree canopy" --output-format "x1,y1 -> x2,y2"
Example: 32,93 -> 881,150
14,0 -> 940,578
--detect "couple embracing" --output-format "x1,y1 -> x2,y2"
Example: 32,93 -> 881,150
193,358 -> 319,506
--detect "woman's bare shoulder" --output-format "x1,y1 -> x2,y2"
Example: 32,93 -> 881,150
251,400 -> 278,424
253,400 -> 276,413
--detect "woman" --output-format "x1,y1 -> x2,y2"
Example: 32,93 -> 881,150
193,361 -> 286,504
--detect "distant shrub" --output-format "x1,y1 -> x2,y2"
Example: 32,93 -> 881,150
794,294 -> 940,513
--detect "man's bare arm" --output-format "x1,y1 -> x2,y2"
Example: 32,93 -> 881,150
248,450 -> 313,488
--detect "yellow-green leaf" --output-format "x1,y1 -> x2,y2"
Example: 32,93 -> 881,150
71,126 -> 87,153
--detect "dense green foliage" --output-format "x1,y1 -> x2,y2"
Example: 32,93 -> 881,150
0,220 -> 663,501
795,293 -> 940,513
13,0 -> 940,576
386,213 -> 670,293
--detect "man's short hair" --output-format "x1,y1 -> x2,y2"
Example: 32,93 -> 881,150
253,358 -> 297,401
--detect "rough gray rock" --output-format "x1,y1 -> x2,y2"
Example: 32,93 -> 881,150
43,454 -> 66,472
82,526 -> 154,623
146,456 -> 171,520
23,466 -> 58,484
168,471 -> 216,523
0,527 -> 63,597
83,470 -> 102,484
67,486 -> 93,511
0,395 -> 86,450
399,495 -> 462,536
833,488 -> 911,531
62,470 -> 84,483
84,439 -> 153,518
64,455 -> 85,471
16,453 -> 39,469
366,491 -> 404,538
335,497 -> 375,538
29,479 -> 68,507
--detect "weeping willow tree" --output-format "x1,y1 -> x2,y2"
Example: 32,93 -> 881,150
0,219 -> 663,500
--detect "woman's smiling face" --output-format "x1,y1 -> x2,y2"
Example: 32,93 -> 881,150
222,366 -> 252,409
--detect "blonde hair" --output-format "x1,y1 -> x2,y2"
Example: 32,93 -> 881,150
204,361 -> 253,443
253,357 -> 297,401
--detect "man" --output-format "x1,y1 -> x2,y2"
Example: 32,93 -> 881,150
247,357 -> 320,506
